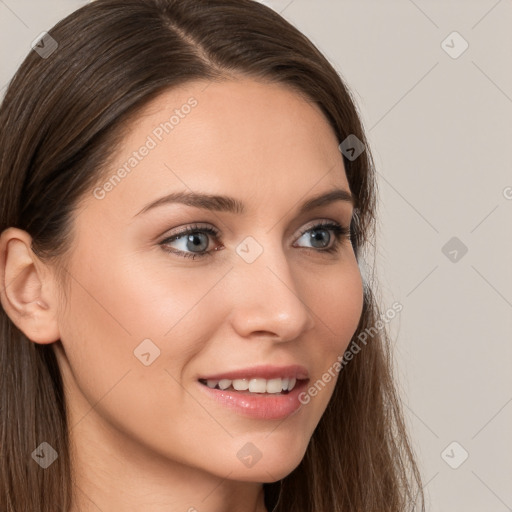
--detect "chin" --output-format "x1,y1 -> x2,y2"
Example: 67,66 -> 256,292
229,464 -> 300,483
222,445 -> 307,483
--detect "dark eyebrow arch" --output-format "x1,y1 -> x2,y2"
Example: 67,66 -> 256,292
134,188 -> 355,218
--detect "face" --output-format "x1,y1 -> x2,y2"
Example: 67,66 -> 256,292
52,77 -> 364,482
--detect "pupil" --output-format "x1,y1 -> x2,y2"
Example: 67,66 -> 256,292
312,229 -> 329,248
188,233 -> 207,251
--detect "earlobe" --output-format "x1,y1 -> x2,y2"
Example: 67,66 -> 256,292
0,227 -> 60,344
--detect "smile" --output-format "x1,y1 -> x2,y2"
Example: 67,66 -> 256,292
198,377 -> 298,394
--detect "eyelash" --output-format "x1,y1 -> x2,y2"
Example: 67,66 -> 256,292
159,221 -> 352,260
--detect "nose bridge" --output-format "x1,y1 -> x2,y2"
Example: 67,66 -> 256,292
227,233 -> 315,340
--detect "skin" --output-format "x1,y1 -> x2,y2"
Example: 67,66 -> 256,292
0,77 -> 364,512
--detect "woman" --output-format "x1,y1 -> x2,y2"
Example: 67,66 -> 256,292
0,0 -> 425,510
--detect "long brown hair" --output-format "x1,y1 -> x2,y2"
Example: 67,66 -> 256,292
0,1 -> 425,510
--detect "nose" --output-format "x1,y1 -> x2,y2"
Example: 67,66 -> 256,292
226,239 -> 316,342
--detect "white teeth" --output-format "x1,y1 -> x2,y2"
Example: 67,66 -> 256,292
249,378 -> 267,393
266,378 -> 283,394
232,378 -> 249,391
202,376 -> 299,393
218,379 -> 232,390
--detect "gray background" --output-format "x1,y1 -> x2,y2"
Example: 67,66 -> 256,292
1,1 -> 511,510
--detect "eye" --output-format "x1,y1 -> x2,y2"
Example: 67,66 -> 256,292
159,223 -> 221,260
159,221 -> 352,260
294,221 -> 352,254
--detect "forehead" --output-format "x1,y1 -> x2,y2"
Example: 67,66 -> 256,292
81,77 -> 350,220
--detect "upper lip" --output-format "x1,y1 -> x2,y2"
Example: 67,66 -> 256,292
198,364 -> 309,381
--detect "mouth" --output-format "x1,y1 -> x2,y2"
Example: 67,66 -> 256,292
198,376 -> 302,395
196,364 -> 310,420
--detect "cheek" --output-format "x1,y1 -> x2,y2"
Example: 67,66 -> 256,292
298,259 -> 363,409
306,257 -> 364,353
56,250 -> 225,460
57,246 -> 229,409
63,246 -> 220,343
58,261 -> 214,401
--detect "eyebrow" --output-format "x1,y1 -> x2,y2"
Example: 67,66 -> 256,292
134,188 -> 355,218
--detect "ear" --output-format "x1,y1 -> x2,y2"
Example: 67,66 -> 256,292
0,227 -> 60,344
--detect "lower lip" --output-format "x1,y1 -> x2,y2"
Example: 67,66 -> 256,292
197,380 -> 308,420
